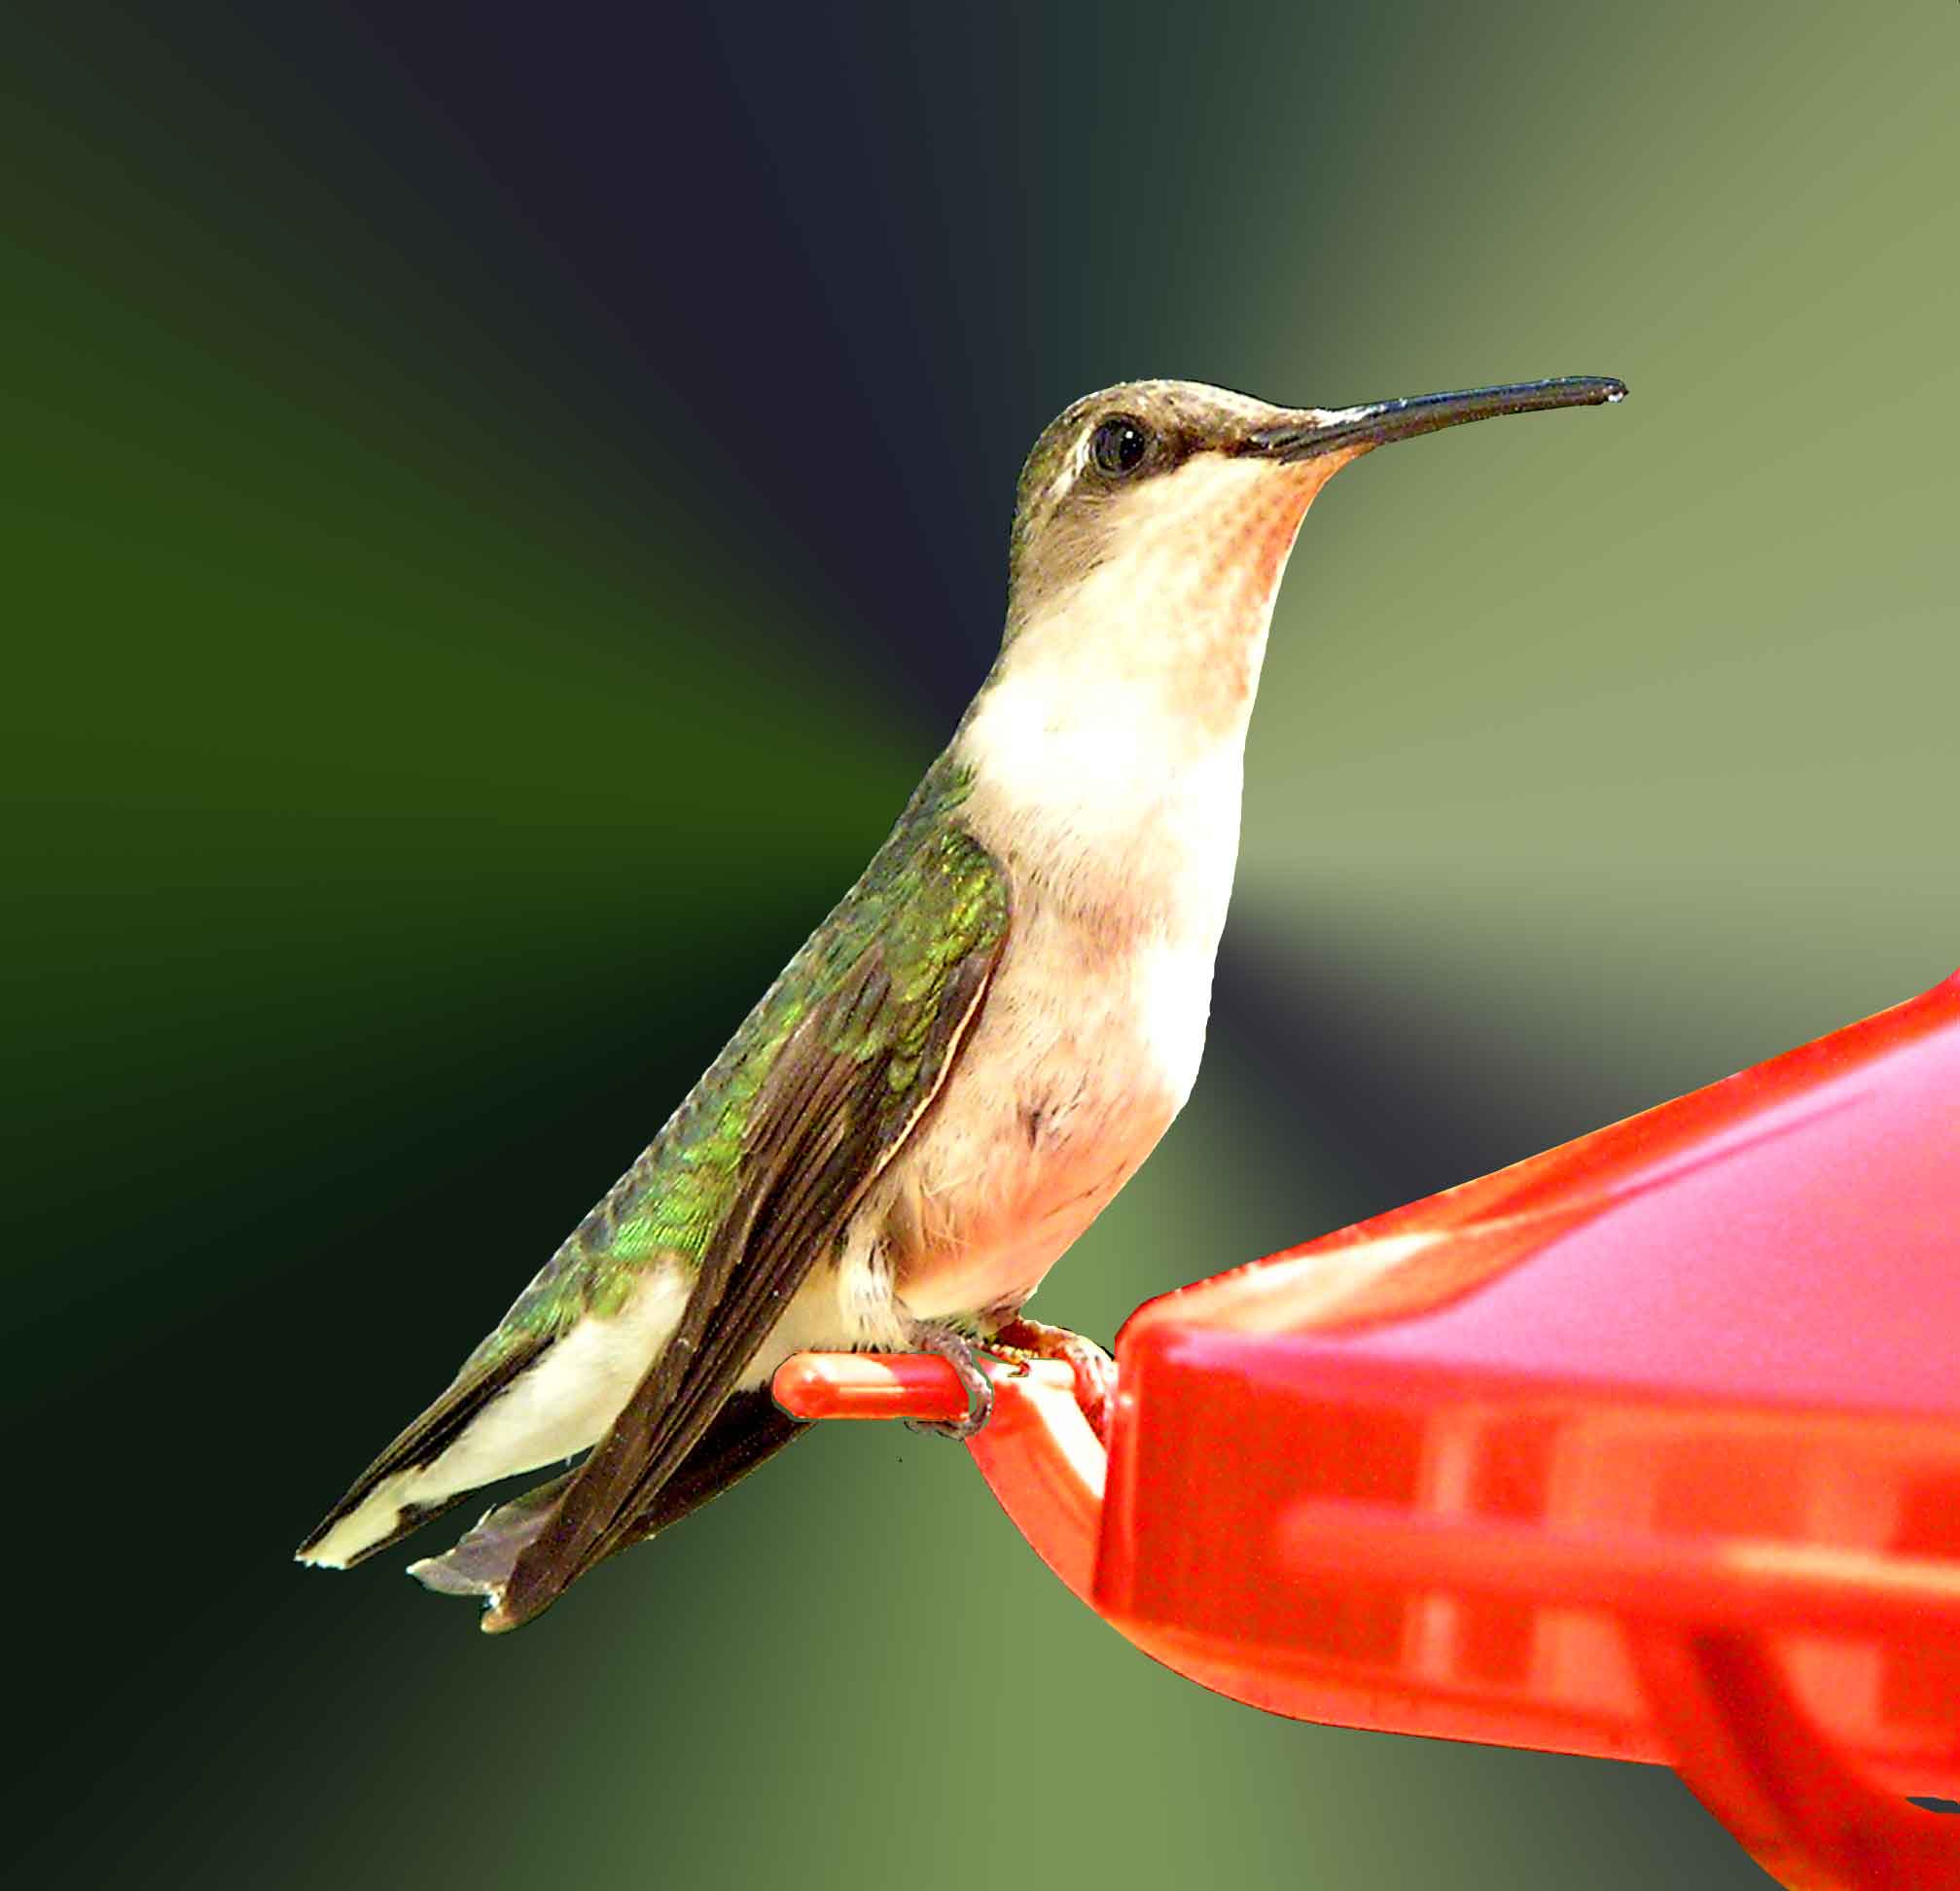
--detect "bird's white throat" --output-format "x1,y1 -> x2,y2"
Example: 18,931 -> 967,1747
959,450 -> 1322,926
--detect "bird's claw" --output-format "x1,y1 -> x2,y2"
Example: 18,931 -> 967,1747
904,1327 -> 995,1440
990,1317 -> 1115,1445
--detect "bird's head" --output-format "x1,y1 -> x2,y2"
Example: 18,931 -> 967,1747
997,375 -> 1622,737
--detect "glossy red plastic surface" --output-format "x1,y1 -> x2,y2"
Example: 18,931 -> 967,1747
776,971 -> 1960,1890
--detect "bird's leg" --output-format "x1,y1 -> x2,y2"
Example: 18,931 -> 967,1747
902,1322 -> 995,1440
989,1317 -> 1115,1445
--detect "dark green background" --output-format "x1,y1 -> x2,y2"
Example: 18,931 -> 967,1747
7,3 -> 1954,1885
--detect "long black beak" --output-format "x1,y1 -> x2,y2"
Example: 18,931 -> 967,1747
1241,375 -> 1626,461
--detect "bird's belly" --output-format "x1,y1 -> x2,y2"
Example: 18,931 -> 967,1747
884,913 -> 1218,1322
893,1099 -> 1172,1320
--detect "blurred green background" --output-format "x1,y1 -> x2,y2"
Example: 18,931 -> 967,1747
6,2 -> 1955,1885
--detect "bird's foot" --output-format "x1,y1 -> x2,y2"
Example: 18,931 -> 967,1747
903,1325 -> 994,1440
990,1317 -> 1115,1445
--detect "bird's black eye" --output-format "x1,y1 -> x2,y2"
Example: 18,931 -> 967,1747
1089,416 -> 1152,478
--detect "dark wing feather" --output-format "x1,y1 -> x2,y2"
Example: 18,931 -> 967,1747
483,790 -> 1008,1631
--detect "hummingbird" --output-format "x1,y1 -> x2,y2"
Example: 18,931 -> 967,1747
298,371 -> 1625,1631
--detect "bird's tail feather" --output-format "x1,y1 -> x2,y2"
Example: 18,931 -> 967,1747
409,1474 -> 570,1599
409,1389 -> 809,1626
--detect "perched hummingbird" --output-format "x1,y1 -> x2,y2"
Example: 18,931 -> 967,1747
299,372 -> 1624,1630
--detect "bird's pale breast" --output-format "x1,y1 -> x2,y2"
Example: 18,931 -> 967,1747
884,792 -> 1237,1323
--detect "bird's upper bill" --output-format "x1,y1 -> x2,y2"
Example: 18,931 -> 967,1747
1236,375 -> 1626,462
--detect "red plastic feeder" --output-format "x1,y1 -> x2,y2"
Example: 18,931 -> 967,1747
775,971 -> 1960,1891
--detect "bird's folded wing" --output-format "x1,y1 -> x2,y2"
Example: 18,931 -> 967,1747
485,818 -> 1009,1630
